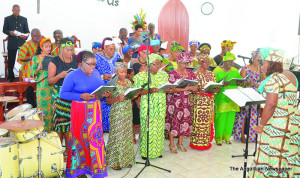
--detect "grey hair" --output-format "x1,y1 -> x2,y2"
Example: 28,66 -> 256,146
12,4 -> 20,9
148,23 -> 155,28
31,28 -> 40,34
119,28 -> 127,34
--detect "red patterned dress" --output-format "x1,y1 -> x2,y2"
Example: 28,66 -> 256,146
190,70 -> 216,150
165,69 -> 196,137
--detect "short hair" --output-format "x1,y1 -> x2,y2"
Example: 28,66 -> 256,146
148,23 -> 155,27
135,24 -> 143,31
31,28 -> 40,34
53,29 -> 63,35
12,4 -> 20,9
119,28 -> 127,34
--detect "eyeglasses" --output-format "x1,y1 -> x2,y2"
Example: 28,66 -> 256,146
84,61 -> 96,67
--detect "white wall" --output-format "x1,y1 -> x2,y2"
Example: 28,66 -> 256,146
0,0 -> 299,77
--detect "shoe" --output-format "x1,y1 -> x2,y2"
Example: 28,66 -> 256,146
216,142 -> 222,146
169,145 -> 178,154
176,143 -> 187,152
7,79 -> 14,82
158,155 -> 163,158
142,157 -> 147,160
240,137 -> 246,144
225,141 -> 232,145
112,165 -> 122,170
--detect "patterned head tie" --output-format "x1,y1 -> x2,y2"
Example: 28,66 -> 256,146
177,51 -> 193,63
221,40 -> 236,50
197,54 -> 209,62
92,42 -> 102,49
148,53 -> 163,64
170,41 -> 184,53
199,43 -> 211,53
189,40 -> 200,47
250,50 -> 261,63
39,37 -> 51,47
115,61 -> 127,70
260,47 -> 285,63
223,52 -> 236,62
60,38 -> 74,48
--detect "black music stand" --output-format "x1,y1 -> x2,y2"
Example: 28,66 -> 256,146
232,99 -> 266,178
135,39 -> 171,177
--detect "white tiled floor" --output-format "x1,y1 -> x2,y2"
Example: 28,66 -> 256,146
91,133 -> 257,178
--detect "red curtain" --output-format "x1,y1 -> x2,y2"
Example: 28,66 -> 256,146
158,0 -> 189,54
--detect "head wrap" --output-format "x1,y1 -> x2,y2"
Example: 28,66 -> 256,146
262,48 -> 285,63
104,40 -> 114,46
112,38 -> 122,44
138,44 -> 153,56
170,41 -> 184,53
221,40 -> 236,50
189,40 -> 200,47
148,53 -> 163,64
177,51 -> 193,63
150,40 -> 160,46
250,50 -> 261,63
39,38 -> 51,47
101,37 -> 113,50
197,54 -> 209,62
122,45 -> 133,55
66,37 -> 75,43
92,42 -> 102,49
60,38 -> 74,48
199,43 -> 211,53
115,62 -> 127,70
223,52 -> 236,62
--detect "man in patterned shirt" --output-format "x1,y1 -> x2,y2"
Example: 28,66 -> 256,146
17,28 -> 41,107
51,29 -> 63,56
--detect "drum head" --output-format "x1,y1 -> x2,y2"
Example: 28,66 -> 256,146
10,108 -> 38,121
0,138 -> 17,148
6,104 -> 32,119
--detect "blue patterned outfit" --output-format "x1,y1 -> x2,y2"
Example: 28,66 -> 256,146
95,52 -> 121,132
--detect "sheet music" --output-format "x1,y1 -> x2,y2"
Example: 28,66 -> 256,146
223,88 -> 266,107
14,49 -> 21,71
241,88 -> 266,101
160,41 -> 168,49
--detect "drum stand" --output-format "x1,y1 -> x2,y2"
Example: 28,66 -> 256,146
26,130 -> 63,178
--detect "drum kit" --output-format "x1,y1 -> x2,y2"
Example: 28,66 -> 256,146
0,97 -> 64,178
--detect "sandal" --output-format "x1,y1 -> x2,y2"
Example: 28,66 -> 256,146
169,145 -> 178,154
225,141 -> 232,144
127,164 -> 132,168
216,142 -> 222,146
112,165 -> 122,170
240,137 -> 246,144
176,143 -> 187,152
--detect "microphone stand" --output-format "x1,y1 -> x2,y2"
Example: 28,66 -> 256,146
135,37 -> 171,177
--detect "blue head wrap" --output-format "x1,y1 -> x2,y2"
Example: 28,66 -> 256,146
66,36 -> 75,43
92,42 -> 102,49
150,40 -> 160,46
122,45 -> 133,55
189,40 -> 200,47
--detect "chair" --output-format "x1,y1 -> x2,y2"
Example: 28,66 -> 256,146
2,37 -> 8,79
71,35 -> 81,48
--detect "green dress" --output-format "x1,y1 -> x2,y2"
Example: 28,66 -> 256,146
106,79 -> 135,167
133,70 -> 169,158
248,73 -> 300,177
213,66 -> 242,143
31,55 -> 53,132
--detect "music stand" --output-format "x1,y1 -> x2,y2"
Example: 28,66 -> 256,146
135,39 -> 171,177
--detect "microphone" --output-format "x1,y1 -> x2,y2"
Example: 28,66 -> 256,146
237,55 -> 251,60
142,37 -> 149,44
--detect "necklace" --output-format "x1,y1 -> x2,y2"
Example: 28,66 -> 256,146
117,80 -> 127,85
138,57 -> 146,65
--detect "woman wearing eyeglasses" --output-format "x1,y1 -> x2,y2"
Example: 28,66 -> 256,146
95,37 -> 121,132
61,51 -> 110,178
48,37 -> 78,161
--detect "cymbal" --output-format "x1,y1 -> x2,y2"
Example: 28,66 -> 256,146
0,120 -> 45,131
0,128 -> 8,136
0,96 -> 17,102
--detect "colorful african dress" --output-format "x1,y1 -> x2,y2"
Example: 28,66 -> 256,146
95,52 -> 120,132
233,66 -> 262,142
106,79 -> 135,168
17,41 -> 37,78
165,69 -> 196,137
190,70 -> 216,150
248,73 -> 300,177
133,70 -> 169,158
51,43 -> 60,56
30,55 -> 53,132
213,67 -> 242,143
